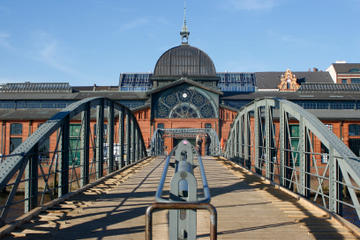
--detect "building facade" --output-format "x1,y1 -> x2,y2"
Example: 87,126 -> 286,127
1,29 -> 360,160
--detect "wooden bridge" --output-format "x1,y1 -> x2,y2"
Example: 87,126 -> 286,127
2,156 -> 358,240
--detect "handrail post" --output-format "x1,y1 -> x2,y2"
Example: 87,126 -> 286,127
146,203 -> 217,240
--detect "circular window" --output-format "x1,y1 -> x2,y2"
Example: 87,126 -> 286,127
179,90 -> 191,102
192,92 -> 205,106
164,94 -> 178,107
200,104 -> 215,118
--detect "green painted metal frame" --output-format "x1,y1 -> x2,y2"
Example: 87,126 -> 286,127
0,97 -> 147,225
224,98 -> 360,221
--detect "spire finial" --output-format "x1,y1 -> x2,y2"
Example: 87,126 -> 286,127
180,0 -> 190,44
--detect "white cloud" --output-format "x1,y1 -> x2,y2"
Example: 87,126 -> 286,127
226,0 -> 276,11
32,31 -> 88,80
0,32 -> 13,49
39,41 -> 74,74
119,17 -> 149,32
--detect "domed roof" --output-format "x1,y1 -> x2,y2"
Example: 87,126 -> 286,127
153,44 -> 216,77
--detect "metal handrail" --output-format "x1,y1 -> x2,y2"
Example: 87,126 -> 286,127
146,140 -> 217,240
145,202 -> 217,240
0,97 -> 148,226
224,97 -> 360,221
155,142 -> 211,204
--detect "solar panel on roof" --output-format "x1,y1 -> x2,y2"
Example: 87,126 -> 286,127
119,73 -> 152,92
216,73 -> 256,92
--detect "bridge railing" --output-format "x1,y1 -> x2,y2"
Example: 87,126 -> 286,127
150,128 -> 221,156
146,140 -> 217,240
0,97 -> 147,226
224,98 -> 360,225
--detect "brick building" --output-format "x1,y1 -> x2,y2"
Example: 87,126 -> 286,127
1,26 -> 360,160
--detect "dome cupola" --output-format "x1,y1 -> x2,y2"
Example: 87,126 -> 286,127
153,44 -> 216,77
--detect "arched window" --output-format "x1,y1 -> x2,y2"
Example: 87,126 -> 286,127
156,86 -> 217,119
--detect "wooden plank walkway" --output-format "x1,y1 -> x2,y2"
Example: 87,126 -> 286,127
2,156 -> 359,239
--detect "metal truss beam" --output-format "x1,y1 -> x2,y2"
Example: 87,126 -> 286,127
224,98 -> 360,219
0,97 -> 147,221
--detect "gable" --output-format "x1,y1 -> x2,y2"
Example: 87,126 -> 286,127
147,77 -> 222,96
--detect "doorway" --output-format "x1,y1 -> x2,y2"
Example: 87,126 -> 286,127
173,138 -> 195,148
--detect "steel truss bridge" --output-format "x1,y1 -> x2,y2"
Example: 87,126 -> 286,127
225,98 -> 360,218
0,97 -> 359,239
0,97 -> 147,225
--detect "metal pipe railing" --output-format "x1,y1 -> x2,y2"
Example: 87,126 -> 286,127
155,141 -> 211,204
146,139 -> 217,240
145,202 -> 217,240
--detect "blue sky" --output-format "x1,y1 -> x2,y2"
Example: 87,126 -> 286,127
0,0 -> 359,86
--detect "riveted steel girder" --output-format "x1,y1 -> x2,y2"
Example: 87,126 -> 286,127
96,101 -> 104,179
0,97 -> 147,218
58,117 -> 70,197
80,104 -> 90,187
265,103 -> 271,179
118,108 -> 125,168
131,117 -> 135,164
224,98 -> 360,217
126,110 -> 131,165
25,145 -> 38,212
135,126 -> 139,161
107,102 -> 115,173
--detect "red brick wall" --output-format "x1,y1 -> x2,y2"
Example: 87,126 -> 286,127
133,108 -> 151,148
1,111 -> 360,167
219,107 -> 238,149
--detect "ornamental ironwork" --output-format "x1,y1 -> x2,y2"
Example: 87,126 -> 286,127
155,85 -> 216,118
170,104 -> 200,118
